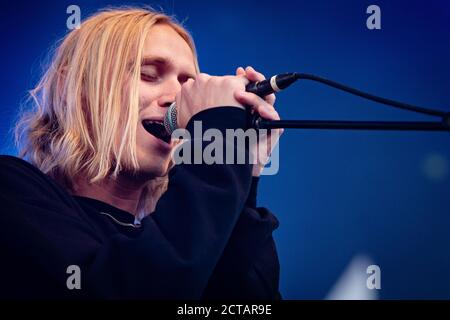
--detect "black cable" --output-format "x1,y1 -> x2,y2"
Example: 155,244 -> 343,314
295,73 -> 447,118
257,119 -> 449,131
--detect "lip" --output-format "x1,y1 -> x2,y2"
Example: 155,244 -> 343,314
142,117 -> 164,123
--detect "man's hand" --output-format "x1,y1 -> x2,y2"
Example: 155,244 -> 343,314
234,66 -> 284,177
175,73 -> 249,130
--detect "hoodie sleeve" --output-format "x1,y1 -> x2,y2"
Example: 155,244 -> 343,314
202,177 -> 282,299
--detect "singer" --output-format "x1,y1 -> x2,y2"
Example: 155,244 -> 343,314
0,7 -> 283,299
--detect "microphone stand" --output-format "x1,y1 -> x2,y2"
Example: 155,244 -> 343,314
254,117 -> 450,131
248,73 -> 450,132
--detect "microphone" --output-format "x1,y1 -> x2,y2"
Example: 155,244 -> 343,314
245,72 -> 299,97
163,73 -> 299,135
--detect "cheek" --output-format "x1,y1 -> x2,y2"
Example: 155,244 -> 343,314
136,122 -> 151,148
138,82 -> 159,108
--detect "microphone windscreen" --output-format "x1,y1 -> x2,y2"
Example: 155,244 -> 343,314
164,102 -> 178,135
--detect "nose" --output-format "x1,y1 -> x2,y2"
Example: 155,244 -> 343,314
157,77 -> 181,109
157,94 -> 176,109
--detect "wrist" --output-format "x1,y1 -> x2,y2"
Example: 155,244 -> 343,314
252,164 -> 264,177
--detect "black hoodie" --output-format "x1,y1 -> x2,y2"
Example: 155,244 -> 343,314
0,107 -> 281,299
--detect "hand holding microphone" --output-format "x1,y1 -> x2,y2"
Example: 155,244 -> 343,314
163,66 -> 289,176
170,73 -> 248,133
235,66 -> 285,176
164,68 -> 298,134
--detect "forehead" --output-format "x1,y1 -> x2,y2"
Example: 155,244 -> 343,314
142,24 -> 196,73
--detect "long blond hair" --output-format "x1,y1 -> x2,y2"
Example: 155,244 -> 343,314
15,7 -> 199,217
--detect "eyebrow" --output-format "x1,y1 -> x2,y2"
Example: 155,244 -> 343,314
141,56 -> 169,66
141,56 -> 196,79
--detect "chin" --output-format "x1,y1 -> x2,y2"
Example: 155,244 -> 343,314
137,156 -> 171,179
136,132 -> 174,179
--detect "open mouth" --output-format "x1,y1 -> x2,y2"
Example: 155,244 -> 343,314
142,120 -> 171,144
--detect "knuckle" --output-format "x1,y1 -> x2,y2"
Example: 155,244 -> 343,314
224,77 -> 244,89
209,76 -> 220,86
196,73 -> 209,82
181,80 -> 191,91
223,76 -> 236,84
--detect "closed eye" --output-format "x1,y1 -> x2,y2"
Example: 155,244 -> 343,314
140,64 -> 161,82
141,73 -> 159,82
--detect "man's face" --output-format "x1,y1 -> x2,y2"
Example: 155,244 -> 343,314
135,24 -> 196,178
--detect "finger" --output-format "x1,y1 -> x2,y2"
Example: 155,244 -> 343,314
245,66 -> 265,82
242,66 -> 263,81
235,84 -> 276,112
236,66 -> 246,76
235,89 -> 278,117
265,93 -> 276,106
245,66 -> 276,106
229,74 -> 250,87
234,90 -> 279,120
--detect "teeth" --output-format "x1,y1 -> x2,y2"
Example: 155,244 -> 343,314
144,120 -> 163,124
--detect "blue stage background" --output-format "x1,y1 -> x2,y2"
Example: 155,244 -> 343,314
1,0 -> 449,299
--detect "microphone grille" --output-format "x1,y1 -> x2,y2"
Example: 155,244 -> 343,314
164,102 -> 178,135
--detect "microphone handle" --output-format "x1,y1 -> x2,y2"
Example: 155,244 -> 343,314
245,80 -> 272,130
245,73 -> 300,129
245,73 -> 299,96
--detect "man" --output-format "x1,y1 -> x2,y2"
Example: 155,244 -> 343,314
0,7 -> 282,299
